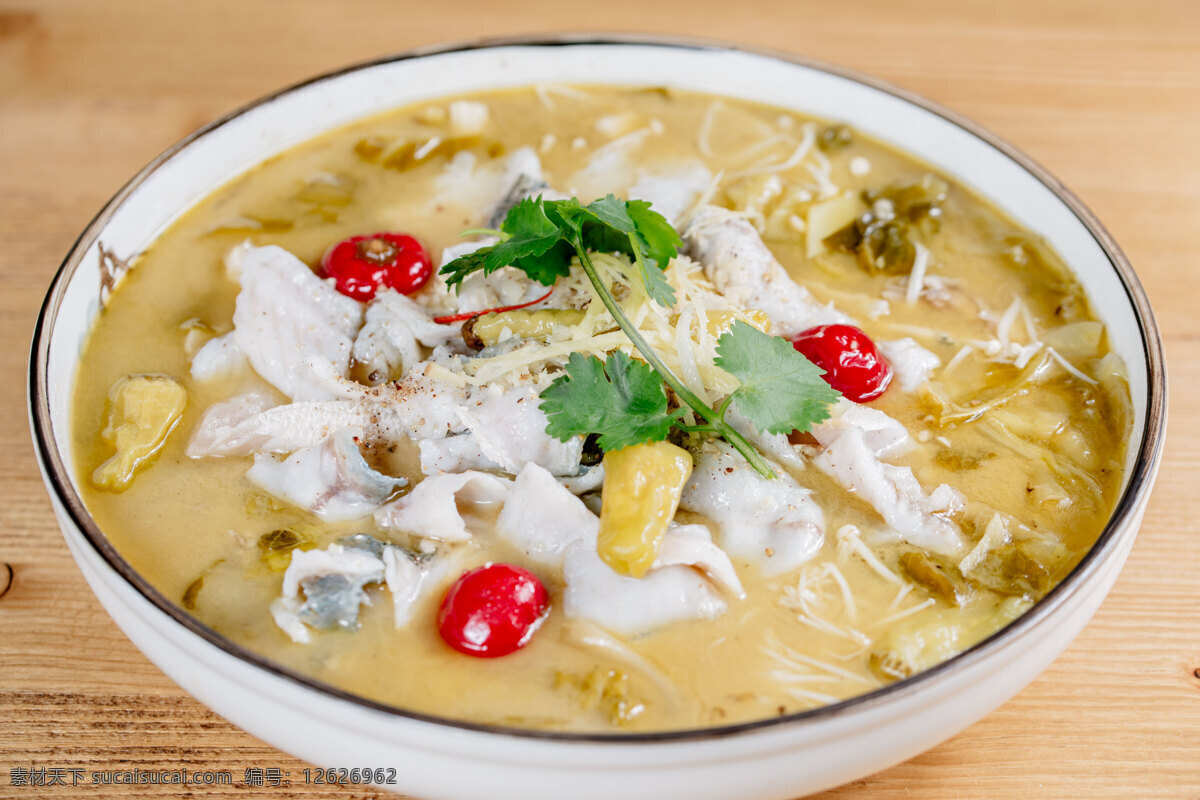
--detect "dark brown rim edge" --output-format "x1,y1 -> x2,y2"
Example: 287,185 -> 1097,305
28,33 -> 1168,745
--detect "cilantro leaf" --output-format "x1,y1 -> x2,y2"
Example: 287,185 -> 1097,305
540,351 -> 672,451
513,240 -> 575,285
439,246 -> 490,289
578,223 -> 629,257
574,195 -> 678,308
715,321 -> 842,435
440,196 -> 575,289
440,193 -> 683,300
588,196 -> 679,308
637,256 -> 677,308
483,196 -> 569,280
583,194 -> 637,233
502,195 -> 560,238
627,199 -> 683,269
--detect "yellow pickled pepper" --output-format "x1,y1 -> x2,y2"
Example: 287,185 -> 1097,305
92,374 -> 187,491
597,441 -> 694,578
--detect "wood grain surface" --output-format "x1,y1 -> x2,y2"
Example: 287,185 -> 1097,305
2,0 -> 1198,797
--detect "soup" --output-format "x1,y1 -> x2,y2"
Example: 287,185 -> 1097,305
72,86 -> 1130,732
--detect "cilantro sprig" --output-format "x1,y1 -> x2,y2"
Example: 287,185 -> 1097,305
442,195 -> 680,307
441,195 -> 841,478
541,351 -> 673,452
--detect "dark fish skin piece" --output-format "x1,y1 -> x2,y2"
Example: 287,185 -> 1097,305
488,174 -> 549,229
297,573 -> 376,631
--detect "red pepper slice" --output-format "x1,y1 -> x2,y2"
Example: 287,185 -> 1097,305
432,283 -> 557,324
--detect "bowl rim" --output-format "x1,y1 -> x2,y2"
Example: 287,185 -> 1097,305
28,32 -> 1168,745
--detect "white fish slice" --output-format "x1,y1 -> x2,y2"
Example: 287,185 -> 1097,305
455,385 -> 584,477
680,442 -> 825,575
383,546 -> 453,628
627,160 -> 712,223
374,471 -> 512,543
230,243 -> 363,401
495,462 -> 599,569
270,543 -> 386,644
878,337 -> 941,393
653,523 -> 745,600
561,538 -> 729,638
246,429 -> 407,522
352,288 -> 463,385
813,427 -> 965,557
187,368 -> 470,457
189,331 -> 248,382
681,204 -> 850,337
809,399 -> 912,459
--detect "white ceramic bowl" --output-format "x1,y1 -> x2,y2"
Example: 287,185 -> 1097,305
29,35 -> 1166,800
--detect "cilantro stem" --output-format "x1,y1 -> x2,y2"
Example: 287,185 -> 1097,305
571,240 -> 776,480
674,423 -> 718,434
715,394 -> 736,424
460,227 -> 505,239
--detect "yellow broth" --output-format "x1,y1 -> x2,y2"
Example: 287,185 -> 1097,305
71,86 -> 1128,732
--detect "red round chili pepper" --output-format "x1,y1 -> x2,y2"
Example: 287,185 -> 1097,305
790,323 -> 893,402
437,563 -> 549,658
320,232 -> 431,301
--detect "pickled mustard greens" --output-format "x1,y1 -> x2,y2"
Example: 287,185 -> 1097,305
824,175 -> 949,275
71,86 -> 1130,733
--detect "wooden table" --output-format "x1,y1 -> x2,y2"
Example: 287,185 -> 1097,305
2,1 -> 1197,797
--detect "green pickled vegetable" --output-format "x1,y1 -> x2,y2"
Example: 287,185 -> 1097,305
258,528 -> 308,571
899,551 -> 970,607
968,543 -> 1055,599
181,574 -> 205,611
823,174 -> 950,274
864,174 -> 948,228
354,135 -> 503,171
555,667 -> 646,726
817,124 -> 853,151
